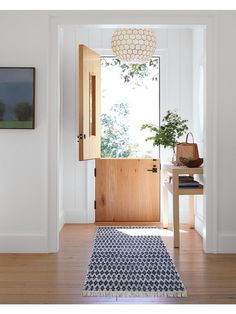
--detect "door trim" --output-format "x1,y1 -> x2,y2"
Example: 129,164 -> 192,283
49,13 -> 218,253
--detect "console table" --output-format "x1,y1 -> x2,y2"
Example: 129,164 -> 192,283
162,163 -> 204,248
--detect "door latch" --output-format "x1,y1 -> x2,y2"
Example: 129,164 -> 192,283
147,166 -> 158,173
77,133 -> 86,142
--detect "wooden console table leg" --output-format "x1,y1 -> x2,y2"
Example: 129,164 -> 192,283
173,194 -> 180,248
162,167 -> 169,229
172,173 -> 180,248
163,185 -> 169,228
189,195 -> 195,229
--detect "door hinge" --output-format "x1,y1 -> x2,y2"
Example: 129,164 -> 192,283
94,200 -> 96,210
94,168 -> 96,177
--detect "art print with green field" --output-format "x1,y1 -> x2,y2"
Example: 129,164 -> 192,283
0,67 -> 35,129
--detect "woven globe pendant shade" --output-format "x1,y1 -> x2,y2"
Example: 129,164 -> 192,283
111,28 -> 157,64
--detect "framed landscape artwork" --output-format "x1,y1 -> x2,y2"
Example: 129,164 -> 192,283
0,67 -> 35,129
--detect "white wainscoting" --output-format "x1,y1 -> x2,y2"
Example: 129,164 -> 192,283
0,234 -> 48,253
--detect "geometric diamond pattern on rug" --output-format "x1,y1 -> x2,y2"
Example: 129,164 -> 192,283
82,227 -> 187,297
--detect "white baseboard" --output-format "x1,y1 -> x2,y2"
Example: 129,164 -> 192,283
218,233 -> 236,253
65,208 -> 94,224
59,210 -> 65,232
0,234 -> 48,253
195,214 -> 204,237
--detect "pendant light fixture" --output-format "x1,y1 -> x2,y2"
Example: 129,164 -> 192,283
111,28 -> 157,64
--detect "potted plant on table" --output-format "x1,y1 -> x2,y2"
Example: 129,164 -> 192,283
141,110 -> 189,163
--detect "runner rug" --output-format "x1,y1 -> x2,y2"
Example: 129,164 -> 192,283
82,226 -> 187,297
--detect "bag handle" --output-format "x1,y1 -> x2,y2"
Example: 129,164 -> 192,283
186,132 -> 194,143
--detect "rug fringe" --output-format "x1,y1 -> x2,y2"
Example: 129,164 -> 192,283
82,289 -> 187,298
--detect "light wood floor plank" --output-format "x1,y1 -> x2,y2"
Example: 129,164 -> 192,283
0,224 -> 236,304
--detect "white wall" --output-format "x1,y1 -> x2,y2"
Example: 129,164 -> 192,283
0,12 -> 49,252
159,29 -> 195,227
60,26 -> 195,226
1,11 -> 236,253
60,26 -> 95,226
192,29 -> 205,236
217,12 -> 236,252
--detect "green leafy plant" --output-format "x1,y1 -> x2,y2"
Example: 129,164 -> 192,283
141,110 -> 189,158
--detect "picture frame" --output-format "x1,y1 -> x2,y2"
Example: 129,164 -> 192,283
0,67 -> 35,129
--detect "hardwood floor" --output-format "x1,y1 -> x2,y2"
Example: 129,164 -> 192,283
0,224 -> 236,304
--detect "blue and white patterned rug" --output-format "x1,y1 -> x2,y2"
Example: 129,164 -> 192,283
82,226 -> 187,297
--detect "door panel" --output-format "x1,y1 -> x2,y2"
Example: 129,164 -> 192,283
96,159 -> 160,222
78,44 -> 101,160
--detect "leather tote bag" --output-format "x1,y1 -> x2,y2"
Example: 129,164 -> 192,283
176,132 -> 199,165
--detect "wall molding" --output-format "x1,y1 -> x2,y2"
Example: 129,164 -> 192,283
195,214 -> 203,237
65,208 -> 89,224
59,210 -> 65,232
218,234 -> 236,253
49,12 -> 218,253
0,234 -> 48,253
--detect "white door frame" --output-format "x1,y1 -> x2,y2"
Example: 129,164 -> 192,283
48,11 -> 218,253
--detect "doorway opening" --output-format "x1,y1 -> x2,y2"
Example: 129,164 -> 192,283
100,56 -> 160,158
54,21 -> 217,253
96,55 -> 161,222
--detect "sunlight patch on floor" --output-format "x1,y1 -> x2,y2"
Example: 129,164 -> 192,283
117,228 -> 187,237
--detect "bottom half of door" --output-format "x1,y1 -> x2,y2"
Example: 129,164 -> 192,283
95,158 -> 160,222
